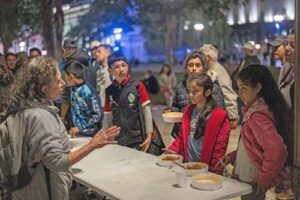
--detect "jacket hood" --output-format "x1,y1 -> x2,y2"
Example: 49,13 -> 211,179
66,49 -> 89,67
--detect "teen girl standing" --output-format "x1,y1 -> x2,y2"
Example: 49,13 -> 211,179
219,64 -> 292,199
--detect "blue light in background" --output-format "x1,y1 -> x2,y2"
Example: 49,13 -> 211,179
113,28 -> 123,34
275,23 -> 280,29
115,33 -> 122,40
113,46 -> 120,51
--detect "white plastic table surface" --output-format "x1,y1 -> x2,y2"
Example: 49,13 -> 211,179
73,145 -> 252,200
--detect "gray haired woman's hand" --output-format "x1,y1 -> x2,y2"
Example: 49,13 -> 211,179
89,126 -> 121,149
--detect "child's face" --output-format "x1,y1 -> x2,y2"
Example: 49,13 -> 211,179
186,58 -> 205,75
109,60 -> 129,83
187,80 -> 209,106
95,46 -> 110,63
237,79 -> 261,106
64,72 -> 76,86
273,45 -> 285,60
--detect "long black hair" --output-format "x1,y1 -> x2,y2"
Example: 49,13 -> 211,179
187,73 -> 217,140
237,64 -> 293,165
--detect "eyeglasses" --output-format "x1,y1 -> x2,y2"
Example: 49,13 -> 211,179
111,63 -> 128,70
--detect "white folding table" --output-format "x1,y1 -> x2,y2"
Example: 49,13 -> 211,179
72,145 -> 252,200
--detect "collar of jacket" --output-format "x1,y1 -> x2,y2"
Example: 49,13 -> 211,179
74,81 -> 85,88
113,74 -> 131,86
242,97 -> 273,123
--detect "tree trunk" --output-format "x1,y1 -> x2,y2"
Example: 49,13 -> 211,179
40,0 -> 55,57
1,38 -> 10,54
163,2 -> 176,65
0,3 -> 11,54
54,0 -> 64,61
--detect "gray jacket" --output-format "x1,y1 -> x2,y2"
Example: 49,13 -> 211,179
12,106 -> 72,200
211,62 -> 238,120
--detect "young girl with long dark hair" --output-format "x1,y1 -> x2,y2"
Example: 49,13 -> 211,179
219,64 -> 292,199
165,73 -> 231,174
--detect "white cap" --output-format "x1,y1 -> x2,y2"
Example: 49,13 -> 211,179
243,42 -> 254,51
90,40 -> 102,50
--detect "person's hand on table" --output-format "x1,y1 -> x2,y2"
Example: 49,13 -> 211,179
89,126 -> 121,149
140,132 -> 152,152
69,127 -> 80,137
216,154 -> 231,168
162,148 -> 176,154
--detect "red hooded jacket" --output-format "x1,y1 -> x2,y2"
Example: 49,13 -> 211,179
168,104 -> 231,174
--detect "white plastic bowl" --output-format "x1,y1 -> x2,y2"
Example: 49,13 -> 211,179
162,112 -> 183,123
157,154 -> 183,167
182,162 -> 209,176
191,174 -> 224,190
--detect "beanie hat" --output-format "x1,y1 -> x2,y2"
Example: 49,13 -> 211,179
107,53 -> 128,68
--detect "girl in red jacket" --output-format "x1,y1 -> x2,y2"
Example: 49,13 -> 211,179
165,73 -> 231,174
219,64 -> 292,200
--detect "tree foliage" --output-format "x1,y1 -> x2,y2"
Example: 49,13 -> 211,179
0,0 -> 40,53
70,0 -> 246,63
0,0 -> 64,59
134,0 -> 245,63
68,0 -> 135,40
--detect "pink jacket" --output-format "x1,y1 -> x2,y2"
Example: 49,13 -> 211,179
228,98 -> 288,188
168,105 -> 231,174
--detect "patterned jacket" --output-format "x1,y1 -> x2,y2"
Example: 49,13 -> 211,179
70,82 -> 103,136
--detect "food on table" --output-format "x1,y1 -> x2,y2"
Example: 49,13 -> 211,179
161,155 -> 180,161
186,163 -> 204,170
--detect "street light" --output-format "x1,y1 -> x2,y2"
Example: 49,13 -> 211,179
194,23 -> 204,32
194,23 -> 204,46
273,14 -> 285,22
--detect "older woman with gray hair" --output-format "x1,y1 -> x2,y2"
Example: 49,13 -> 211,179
0,57 -> 120,200
199,44 -> 238,129
165,50 -> 225,138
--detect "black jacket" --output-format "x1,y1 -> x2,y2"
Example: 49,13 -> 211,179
105,80 -> 143,147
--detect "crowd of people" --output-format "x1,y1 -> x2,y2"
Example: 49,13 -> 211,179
0,27 -> 295,200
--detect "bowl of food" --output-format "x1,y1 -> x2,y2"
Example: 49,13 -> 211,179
157,154 -> 183,167
182,162 -> 209,176
162,112 -> 183,123
191,174 -> 224,190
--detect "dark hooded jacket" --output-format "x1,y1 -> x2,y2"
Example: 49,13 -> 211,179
65,49 -> 98,89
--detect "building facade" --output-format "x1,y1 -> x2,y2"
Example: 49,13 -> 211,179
226,0 -> 295,60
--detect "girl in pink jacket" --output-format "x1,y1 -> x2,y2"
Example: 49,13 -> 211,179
219,64 -> 292,200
